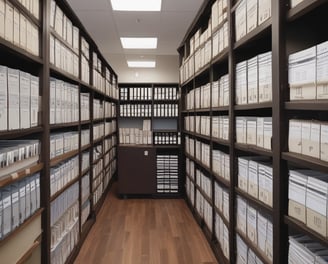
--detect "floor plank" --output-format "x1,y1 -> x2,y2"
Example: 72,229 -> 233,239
74,185 -> 218,264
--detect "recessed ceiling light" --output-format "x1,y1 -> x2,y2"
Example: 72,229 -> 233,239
121,37 -> 157,49
127,61 -> 156,68
111,0 -> 162,11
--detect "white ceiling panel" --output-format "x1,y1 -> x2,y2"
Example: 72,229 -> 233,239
67,0 -> 204,81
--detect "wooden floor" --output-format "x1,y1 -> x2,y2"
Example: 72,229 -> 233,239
74,185 -> 218,264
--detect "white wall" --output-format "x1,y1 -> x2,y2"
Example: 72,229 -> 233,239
104,54 -> 179,83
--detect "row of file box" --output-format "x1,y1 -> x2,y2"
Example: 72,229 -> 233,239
212,74 -> 230,107
236,234 -> 264,264
154,87 -> 178,100
235,0 -> 271,42
153,103 -> 178,117
289,235 -> 328,264
153,132 -> 180,145
120,104 -> 152,117
236,116 -> 272,150
289,119 -> 328,161
0,172 -> 40,239
105,101 -> 117,118
0,0 -> 39,56
215,212 -> 230,260
93,123 -> 104,141
51,209 -> 79,264
0,66 -> 39,131
214,181 -> 230,222
288,169 -> 328,237
211,0 -> 228,31
17,0 -> 39,20
236,51 -> 272,105
81,174 -> 90,205
81,200 -> 90,226
238,157 -> 273,207
50,156 -> 79,197
50,0 -> 79,54
93,181 -> 103,206
94,100 -> 116,119
196,141 -> 211,169
104,149 -> 115,168
213,149 -> 230,181
80,37 -> 90,84
104,136 -> 116,153
119,128 -> 152,145
186,158 -> 195,180
236,196 -> 273,262
50,35 -> 79,78
156,155 -> 179,193
80,93 -> 90,121
196,169 -> 212,199
288,40 -> 328,100
196,189 -> 213,233
50,132 -> 79,159
120,86 -> 153,101
50,78 -> 79,125
81,129 -> 90,147
0,139 -> 40,172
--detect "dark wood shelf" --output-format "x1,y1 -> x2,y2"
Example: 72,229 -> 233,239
193,133 -> 211,142
186,173 -> 196,184
287,0 -> 328,21
50,176 -> 80,202
213,173 -> 230,189
0,38 -> 43,65
81,144 -> 91,152
0,126 -> 43,139
181,76 -> 194,88
233,19 -> 272,50
119,99 -> 152,104
285,100 -> 328,111
194,108 -> 211,113
93,117 -> 105,123
231,0 -> 243,12
153,99 -> 179,103
154,145 -> 181,149
81,167 -> 90,177
50,149 -> 79,167
212,138 -> 230,147
92,155 -> 104,166
214,205 -> 230,228
0,208 -> 43,246
285,215 -> 328,247
212,106 -> 229,112
105,131 -> 117,138
212,48 -> 229,65
195,63 -> 211,79
235,187 -> 273,216
0,162 -> 43,188
93,136 -> 104,145
236,229 -> 271,264
49,65 -> 80,84
50,30 -> 77,55
282,152 -> 328,174
80,120 -> 91,126
234,102 -> 273,111
235,143 -> 273,157
50,122 -> 80,130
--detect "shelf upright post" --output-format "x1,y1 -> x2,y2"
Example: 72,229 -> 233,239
228,1 -> 236,263
272,1 -> 289,263
40,0 -> 51,263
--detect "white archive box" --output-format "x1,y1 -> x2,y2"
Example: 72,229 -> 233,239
316,41 -> 328,99
19,71 -> 31,129
237,196 -> 247,235
258,0 -> 271,25
289,46 -> 317,100
236,117 -> 247,144
212,80 -> 219,108
291,0 -> 304,8
302,120 -> 320,159
258,162 -> 273,207
0,65 -> 8,131
289,119 -> 303,154
8,68 -> 20,130
235,61 -> 247,105
306,172 -> 328,237
257,213 -> 268,254
236,235 -> 248,264
247,0 -> 258,34
247,55 -> 258,104
248,160 -> 259,199
247,205 -> 257,246
238,157 -> 249,192
263,117 -> 272,150
288,170 -> 308,224
246,117 -> 257,145
321,122 -> 328,162
258,51 -> 272,103
235,0 -> 246,41
0,0 -> 4,38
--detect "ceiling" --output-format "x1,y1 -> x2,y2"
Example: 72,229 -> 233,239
66,0 -> 204,82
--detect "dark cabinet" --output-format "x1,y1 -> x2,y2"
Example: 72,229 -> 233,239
118,146 -> 156,195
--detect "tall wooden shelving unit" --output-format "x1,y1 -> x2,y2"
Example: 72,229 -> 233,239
179,0 -> 328,263
0,0 -> 118,263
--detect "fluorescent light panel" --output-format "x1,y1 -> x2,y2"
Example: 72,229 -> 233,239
127,61 -> 156,68
111,0 -> 162,11
121,37 -> 157,49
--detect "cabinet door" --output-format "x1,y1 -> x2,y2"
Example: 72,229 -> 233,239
118,146 -> 156,194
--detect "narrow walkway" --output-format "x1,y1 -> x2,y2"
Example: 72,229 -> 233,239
74,184 -> 218,264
